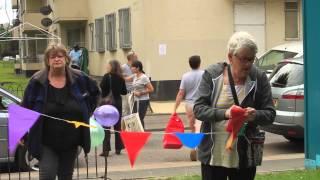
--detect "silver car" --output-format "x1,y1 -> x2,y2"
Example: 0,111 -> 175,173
261,58 -> 304,142
0,87 -> 38,171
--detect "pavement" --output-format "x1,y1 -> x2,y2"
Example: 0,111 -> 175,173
148,101 -> 186,115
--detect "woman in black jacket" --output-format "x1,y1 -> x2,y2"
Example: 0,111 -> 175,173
100,60 -> 127,156
22,43 -> 100,180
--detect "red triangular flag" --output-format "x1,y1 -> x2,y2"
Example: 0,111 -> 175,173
120,131 -> 151,167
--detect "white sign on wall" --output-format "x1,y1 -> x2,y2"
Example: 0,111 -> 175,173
159,44 -> 167,56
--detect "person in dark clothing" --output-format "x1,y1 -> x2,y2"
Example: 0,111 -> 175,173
100,60 -> 127,156
22,43 -> 100,180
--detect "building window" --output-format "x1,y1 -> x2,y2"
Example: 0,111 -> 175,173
285,1 -> 299,39
67,29 -> 80,48
118,8 -> 132,49
89,23 -> 95,51
95,17 -> 105,52
105,13 -> 117,51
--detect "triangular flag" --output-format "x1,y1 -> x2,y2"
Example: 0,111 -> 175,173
120,131 -> 151,167
8,104 -> 40,154
174,133 -> 204,149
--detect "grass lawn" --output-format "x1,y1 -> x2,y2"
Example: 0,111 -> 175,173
0,61 -> 30,98
163,170 -> 320,180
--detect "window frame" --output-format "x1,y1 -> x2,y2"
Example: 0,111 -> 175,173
95,17 -> 105,53
284,1 -> 300,40
105,13 -> 117,52
118,8 -> 132,49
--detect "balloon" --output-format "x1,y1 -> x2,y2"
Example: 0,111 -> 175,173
93,105 -> 119,127
90,117 -> 105,148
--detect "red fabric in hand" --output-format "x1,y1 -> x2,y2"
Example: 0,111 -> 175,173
225,105 -> 247,150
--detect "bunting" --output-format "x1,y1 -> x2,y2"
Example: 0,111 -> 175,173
8,104 -> 40,154
175,133 -> 204,149
120,131 -> 151,167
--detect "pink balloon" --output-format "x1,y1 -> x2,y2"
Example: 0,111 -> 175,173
93,105 -> 119,127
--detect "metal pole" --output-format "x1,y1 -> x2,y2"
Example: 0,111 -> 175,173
303,0 -> 320,169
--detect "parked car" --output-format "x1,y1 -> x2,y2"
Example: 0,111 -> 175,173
0,87 -> 38,171
2,56 -> 15,61
255,42 -> 303,76
261,58 -> 304,142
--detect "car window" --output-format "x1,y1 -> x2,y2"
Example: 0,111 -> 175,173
269,63 -> 304,88
259,50 -> 298,67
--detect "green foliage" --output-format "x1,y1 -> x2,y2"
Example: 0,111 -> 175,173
161,170 -> 320,180
255,170 -> 320,180
0,61 -> 29,98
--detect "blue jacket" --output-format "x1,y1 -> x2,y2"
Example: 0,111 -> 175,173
22,67 -> 100,160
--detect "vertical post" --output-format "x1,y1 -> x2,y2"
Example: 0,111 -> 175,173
303,0 -> 320,169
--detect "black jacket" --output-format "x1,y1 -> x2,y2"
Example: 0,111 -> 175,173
22,67 -> 100,160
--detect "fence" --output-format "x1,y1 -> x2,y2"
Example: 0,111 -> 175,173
0,145 -> 112,180
0,82 -> 113,179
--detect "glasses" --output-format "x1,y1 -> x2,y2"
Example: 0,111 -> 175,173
49,55 -> 65,59
234,54 -> 257,64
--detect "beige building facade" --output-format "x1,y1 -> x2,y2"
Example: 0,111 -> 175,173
13,0 -> 303,100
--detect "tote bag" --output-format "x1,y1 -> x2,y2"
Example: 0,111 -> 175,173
163,113 -> 184,149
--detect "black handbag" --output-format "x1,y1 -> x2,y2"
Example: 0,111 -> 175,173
227,65 -> 265,168
99,74 -> 115,106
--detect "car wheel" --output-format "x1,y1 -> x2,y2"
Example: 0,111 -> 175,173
15,145 -> 39,171
284,136 -> 304,143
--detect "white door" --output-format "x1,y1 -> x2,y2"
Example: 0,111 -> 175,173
234,1 -> 266,56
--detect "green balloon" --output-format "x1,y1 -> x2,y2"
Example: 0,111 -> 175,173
90,116 -> 105,148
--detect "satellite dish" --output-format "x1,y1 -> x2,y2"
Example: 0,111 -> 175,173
40,5 -> 52,15
41,18 -> 53,27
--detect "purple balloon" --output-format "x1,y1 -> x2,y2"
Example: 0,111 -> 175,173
93,105 -> 119,127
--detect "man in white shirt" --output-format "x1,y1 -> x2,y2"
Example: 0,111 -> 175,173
173,55 -> 204,161
122,51 -> 138,115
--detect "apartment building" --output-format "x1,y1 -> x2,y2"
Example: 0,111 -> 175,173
13,0 -> 302,100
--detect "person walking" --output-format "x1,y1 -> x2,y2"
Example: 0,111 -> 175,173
173,55 -> 204,161
22,43 -> 100,180
100,60 -> 127,156
131,60 -> 154,128
193,32 -> 276,180
121,51 -> 138,116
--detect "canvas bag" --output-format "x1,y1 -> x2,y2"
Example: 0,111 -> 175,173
163,113 -> 184,149
121,98 -> 144,132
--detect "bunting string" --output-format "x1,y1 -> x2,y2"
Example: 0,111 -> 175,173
8,104 -> 241,168
40,112 -> 228,135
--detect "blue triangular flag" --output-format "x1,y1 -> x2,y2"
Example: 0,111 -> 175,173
175,133 -> 204,149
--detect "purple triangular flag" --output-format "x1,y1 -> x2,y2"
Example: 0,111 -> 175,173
175,133 -> 204,149
8,104 -> 40,154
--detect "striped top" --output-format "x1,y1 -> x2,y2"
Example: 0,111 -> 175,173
209,84 -> 245,168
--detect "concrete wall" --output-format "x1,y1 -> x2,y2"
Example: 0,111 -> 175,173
265,0 -> 303,49
86,0 -> 233,80
86,0 -> 146,76
49,0 -> 89,21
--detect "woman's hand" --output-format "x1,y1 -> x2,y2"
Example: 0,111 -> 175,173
245,107 -> 256,122
225,107 -> 232,119
134,91 -> 142,97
